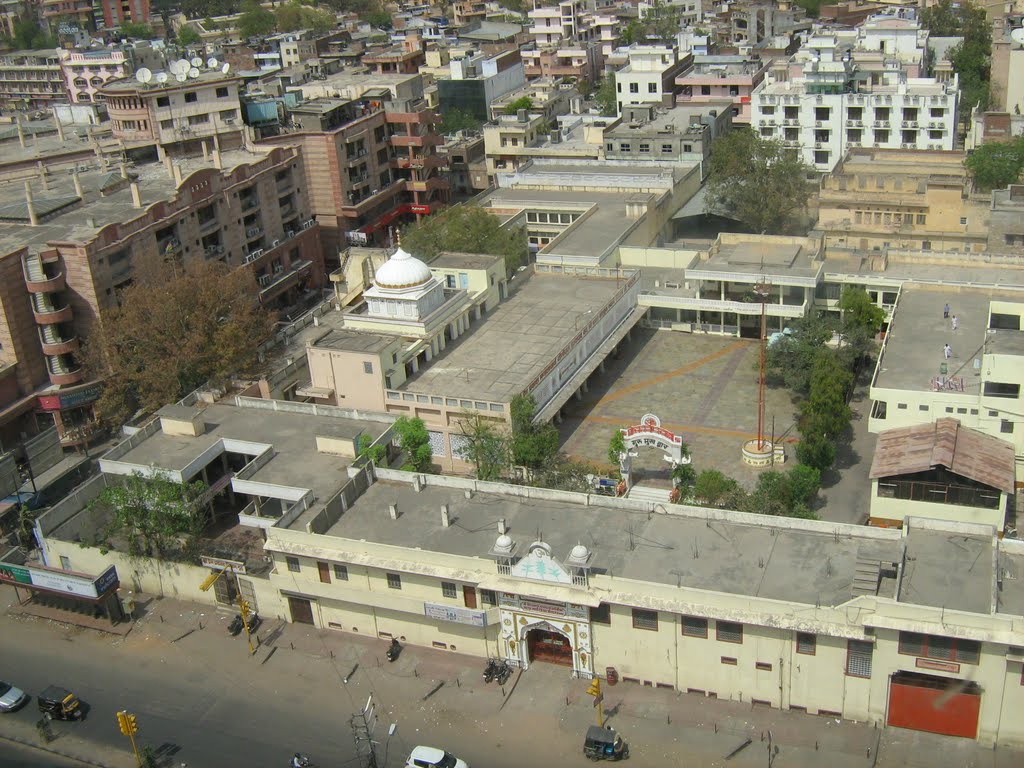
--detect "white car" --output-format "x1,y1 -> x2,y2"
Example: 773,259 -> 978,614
0,681 -> 28,712
405,746 -> 468,768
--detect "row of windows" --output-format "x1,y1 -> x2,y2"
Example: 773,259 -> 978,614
853,211 -> 928,226
616,81 -> 660,94
606,142 -> 695,154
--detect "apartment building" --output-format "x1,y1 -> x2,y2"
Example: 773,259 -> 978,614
488,76 -> 578,122
437,48 -> 526,122
752,35 -> 958,172
817,149 -> 991,253
0,140 -> 322,445
97,0 -> 151,28
522,0 -> 603,82
362,34 -> 427,75
258,89 -> 448,257
0,50 -> 65,111
521,40 -> 600,82
482,112 -> 602,178
613,44 -> 689,114
675,54 -> 769,124
990,15 -> 1024,115
58,49 -> 129,104
604,102 -> 732,168
39,399 -> 1024,748
99,70 -> 245,155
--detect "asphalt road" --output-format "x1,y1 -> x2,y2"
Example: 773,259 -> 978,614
0,622 -> 361,768
0,738 -> 87,767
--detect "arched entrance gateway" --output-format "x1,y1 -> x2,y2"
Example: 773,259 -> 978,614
617,413 -> 690,494
492,539 -> 596,676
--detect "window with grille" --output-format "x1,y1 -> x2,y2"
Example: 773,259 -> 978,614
481,589 -> 497,606
441,581 -> 457,599
717,621 -> 743,643
682,616 -> 708,638
386,573 -> 402,590
286,556 -> 300,572
898,632 -> 979,664
333,564 -> 348,581
796,633 -> 816,655
846,640 -> 873,677
632,609 -> 658,631
590,603 -> 611,625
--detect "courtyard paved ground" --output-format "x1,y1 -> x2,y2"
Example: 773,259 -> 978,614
558,327 -> 802,490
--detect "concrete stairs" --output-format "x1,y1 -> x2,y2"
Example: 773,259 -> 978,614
627,484 -> 673,504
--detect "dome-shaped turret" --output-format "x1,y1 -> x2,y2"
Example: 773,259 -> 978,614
373,247 -> 433,290
494,534 -> 514,554
570,543 -> 590,561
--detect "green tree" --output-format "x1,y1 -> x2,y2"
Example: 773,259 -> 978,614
357,433 -> 387,466
795,432 -> 836,471
400,205 -> 528,274
528,455 -> 603,493
765,312 -> 836,394
238,0 -> 277,38
706,130 -> 813,234
792,0 -> 823,16
439,108 -> 482,135
177,26 -> 203,45
620,20 -> 645,46
505,96 -> 534,116
509,393 -> 559,469
693,469 -> 740,507
362,9 -> 393,28
787,464 -> 821,506
394,416 -> 433,472
83,258 -> 275,427
964,137 -> 1024,192
92,472 -> 208,559
12,17 -> 56,49
641,0 -> 682,42
608,429 -> 626,466
800,354 -> 854,437
595,74 -> 618,116
838,286 -> 884,338
921,1 -> 990,127
671,462 -> 697,496
456,412 -> 509,481
119,22 -> 155,38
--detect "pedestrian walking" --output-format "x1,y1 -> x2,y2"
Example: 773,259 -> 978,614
944,303 -> 950,319
951,314 -> 958,331
944,343 -> 952,359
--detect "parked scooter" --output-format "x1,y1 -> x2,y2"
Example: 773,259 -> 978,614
483,658 -> 499,683
385,637 -> 402,662
289,753 -> 312,767
245,612 -> 262,634
228,614 -> 244,636
495,659 -> 512,685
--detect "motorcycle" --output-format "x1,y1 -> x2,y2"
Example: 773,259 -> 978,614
228,614 -> 244,636
483,658 -> 499,683
289,754 -> 312,767
385,637 -> 401,662
495,660 -> 512,686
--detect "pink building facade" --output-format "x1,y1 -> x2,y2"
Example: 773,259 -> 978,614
59,49 -> 129,104
675,55 -> 768,124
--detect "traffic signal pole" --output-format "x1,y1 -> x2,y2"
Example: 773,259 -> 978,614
117,710 -> 142,767
586,677 -> 604,728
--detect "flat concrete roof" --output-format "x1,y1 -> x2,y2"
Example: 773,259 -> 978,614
315,328 -> 395,353
698,242 -> 820,279
108,401 -> 386,498
898,527 -> 993,615
823,255 -> 1024,288
314,480 -> 903,606
430,251 -> 503,270
997,547 -> 1024,616
400,270 -> 622,403
874,285 -> 1024,392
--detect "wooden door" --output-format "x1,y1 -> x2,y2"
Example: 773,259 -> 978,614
288,596 -> 315,625
463,586 -> 478,609
317,561 -> 331,583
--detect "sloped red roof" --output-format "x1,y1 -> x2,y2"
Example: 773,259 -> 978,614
869,417 -> 1015,493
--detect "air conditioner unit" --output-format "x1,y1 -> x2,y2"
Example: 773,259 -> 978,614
911,121 -> 918,128
901,121 -> 909,127
251,248 -> 265,258
815,120 -> 822,127
273,263 -> 284,274
285,229 -> 295,238
271,239 -> 280,248
769,119 -> 776,125
928,121 -> 936,128
257,274 -> 271,287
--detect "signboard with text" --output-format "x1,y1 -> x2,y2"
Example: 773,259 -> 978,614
0,561 -> 117,599
423,602 -> 486,627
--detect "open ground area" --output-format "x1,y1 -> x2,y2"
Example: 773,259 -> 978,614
557,327 -> 802,489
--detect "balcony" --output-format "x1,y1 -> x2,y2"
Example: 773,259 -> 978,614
257,260 -> 313,303
22,254 -> 65,293
38,327 -> 79,356
46,356 -> 84,386
31,294 -> 73,325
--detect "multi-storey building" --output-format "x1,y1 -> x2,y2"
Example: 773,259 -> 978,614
437,48 -> 526,122
258,90 -> 448,257
99,70 -> 245,155
96,0 -> 151,29
522,0 -> 604,82
604,102 -> 732,169
675,54 -> 769,124
817,149 -> 991,253
752,35 -> 958,172
482,112 -> 603,179
612,44 -> 689,114
58,48 -> 129,104
362,33 -> 427,75
487,76 -> 578,121
0,140 -> 322,445
0,50 -> 65,111
990,16 -> 1024,116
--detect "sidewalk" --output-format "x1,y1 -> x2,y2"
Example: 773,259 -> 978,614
4,592 -> 1022,768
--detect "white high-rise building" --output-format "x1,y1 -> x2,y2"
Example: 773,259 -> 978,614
751,33 -> 958,172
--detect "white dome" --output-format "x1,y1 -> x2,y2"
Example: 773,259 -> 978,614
570,543 -> 590,561
373,247 -> 433,290
494,534 -> 514,553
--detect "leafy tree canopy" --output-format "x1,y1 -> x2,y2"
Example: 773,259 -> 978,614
238,0 -> 277,38
439,107 -> 482,135
964,137 -> 1024,192
608,429 -> 626,466
177,26 -> 203,45
93,472 -> 208,559
765,312 -> 836,394
394,416 -> 433,472
119,22 -> 155,39
706,129 -> 813,234
509,394 -> 559,469
595,74 -> 617,117
400,205 -> 527,274
838,286 -> 885,339
693,469 -> 740,507
800,353 -> 854,438
505,96 -> 534,116
11,17 -> 57,49
456,412 -> 509,481
84,257 -> 275,427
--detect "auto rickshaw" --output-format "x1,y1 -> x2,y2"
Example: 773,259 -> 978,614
583,725 -> 629,761
37,686 -> 83,721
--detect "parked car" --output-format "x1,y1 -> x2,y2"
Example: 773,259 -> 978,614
0,681 -> 28,712
405,746 -> 468,768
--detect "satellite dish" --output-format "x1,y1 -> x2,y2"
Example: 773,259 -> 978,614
135,67 -> 152,84
188,68 -> 200,79
207,57 -> 219,68
174,59 -> 190,75
176,72 -> 188,83
221,62 -> 231,74
190,56 -> 203,67
156,72 -> 169,84
1011,27 -> 1024,45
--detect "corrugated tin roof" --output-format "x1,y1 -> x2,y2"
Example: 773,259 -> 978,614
869,417 -> 1015,493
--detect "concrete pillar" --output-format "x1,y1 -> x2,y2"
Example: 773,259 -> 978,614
581,380 -> 589,393
72,170 -> 83,198
212,134 -> 223,170
201,141 -> 209,162
424,346 -> 433,362
598,360 -> 606,374
574,388 -> 583,401
24,181 -> 38,226
720,282 -> 725,301
156,143 -> 166,161
55,118 -> 65,142
130,183 -> 142,209
164,154 -> 174,181
172,163 -> 183,186
410,356 -> 419,373
119,162 -> 129,179
16,119 -> 25,149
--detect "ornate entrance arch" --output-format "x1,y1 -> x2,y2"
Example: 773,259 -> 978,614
618,413 -> 690,491
520,619 -> 574,667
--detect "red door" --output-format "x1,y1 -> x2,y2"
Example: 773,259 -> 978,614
527,629 -> 573,666
887,672 -> 981,739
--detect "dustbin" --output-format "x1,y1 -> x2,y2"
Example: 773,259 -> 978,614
939,362 -> 948,375
606,667 -> 618,686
